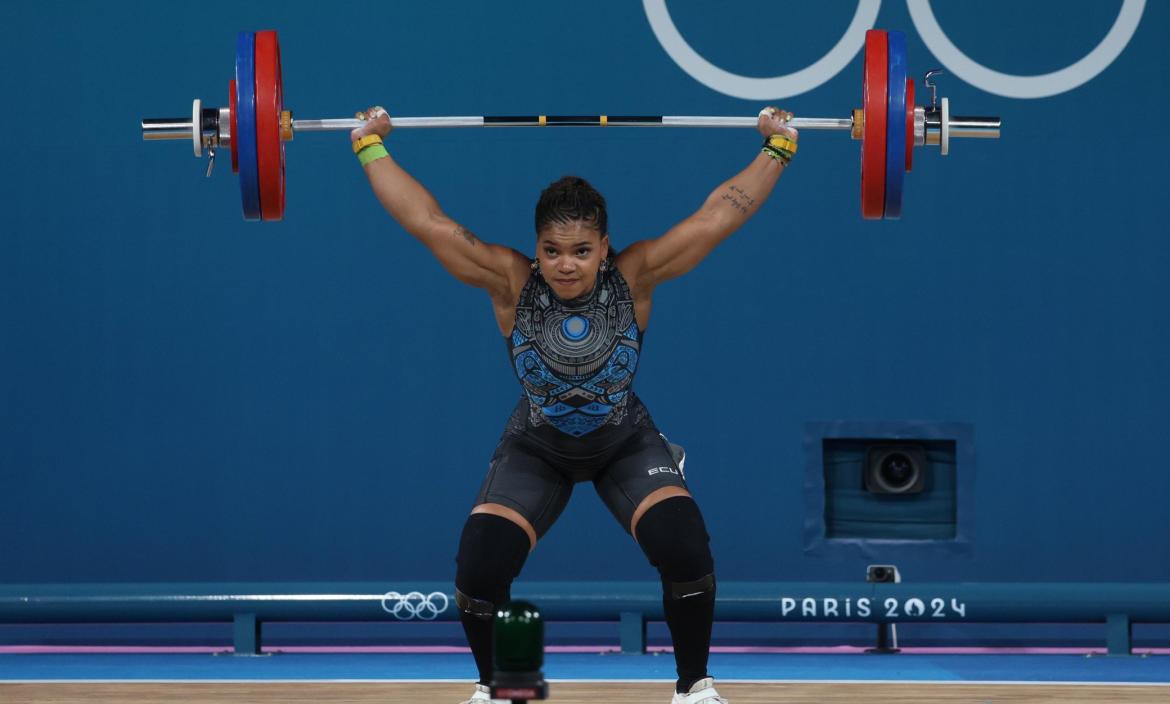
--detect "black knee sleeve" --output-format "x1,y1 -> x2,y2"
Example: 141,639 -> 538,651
454,513 -> 531,619
636,496 -> 715,599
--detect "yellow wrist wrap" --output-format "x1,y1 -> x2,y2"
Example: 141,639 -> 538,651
352,134 -> 384,154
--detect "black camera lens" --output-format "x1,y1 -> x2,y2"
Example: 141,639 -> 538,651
864,443 -> 927,495
880,453 -> 916,487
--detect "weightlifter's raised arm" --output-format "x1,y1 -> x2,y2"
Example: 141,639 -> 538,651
349,106 -> 521,295
618,107 -> 799,292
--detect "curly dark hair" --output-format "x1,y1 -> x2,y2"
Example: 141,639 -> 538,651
534,176 -> 607,236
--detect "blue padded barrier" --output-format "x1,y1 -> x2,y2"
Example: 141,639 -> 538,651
3,582 -> 1169,656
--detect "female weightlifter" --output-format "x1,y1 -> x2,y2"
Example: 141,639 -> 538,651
350,105 -> 797,704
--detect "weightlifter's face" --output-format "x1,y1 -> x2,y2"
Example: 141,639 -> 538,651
536,220 -> 609,300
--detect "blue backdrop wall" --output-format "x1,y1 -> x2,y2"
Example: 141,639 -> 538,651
1,1 -> 1167,587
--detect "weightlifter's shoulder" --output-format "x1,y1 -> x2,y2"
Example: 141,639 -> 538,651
486,246 -> 535,336
485,244 -> 535,301
615,240 -> 655,297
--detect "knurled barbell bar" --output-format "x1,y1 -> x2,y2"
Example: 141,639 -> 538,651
141,29 -> 1001,222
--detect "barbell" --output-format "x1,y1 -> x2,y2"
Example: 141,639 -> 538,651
141,29 -> 1001,222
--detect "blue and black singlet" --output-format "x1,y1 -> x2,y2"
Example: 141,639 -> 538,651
477,253 -> 686,536
505,254 -> 654,451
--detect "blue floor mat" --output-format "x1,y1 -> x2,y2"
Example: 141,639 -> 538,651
1,652 -> 1168,683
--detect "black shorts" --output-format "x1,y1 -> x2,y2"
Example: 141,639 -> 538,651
474,427 -> 688,538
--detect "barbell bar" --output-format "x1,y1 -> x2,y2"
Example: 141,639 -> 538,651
141,29 -> 1001,222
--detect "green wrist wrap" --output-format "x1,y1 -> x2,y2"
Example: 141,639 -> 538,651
358,144 -> 389,167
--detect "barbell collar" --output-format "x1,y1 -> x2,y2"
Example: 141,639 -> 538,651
192,99 -> 203,157
219,107 -> 233,148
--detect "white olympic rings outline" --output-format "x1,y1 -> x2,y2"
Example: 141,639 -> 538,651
643,0 -> 1146,99
380,590 -> 450,621
906,0 -> 1145,99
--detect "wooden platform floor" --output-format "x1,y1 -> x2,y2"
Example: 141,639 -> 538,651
4,682 -> 1169,703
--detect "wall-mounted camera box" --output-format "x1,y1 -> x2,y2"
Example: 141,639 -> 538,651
803,422 -> 974,557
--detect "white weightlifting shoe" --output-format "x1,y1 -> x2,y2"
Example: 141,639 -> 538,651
459,682 -> 506,704
671,677 -> 729,704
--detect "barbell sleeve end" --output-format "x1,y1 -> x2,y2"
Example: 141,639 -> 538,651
925,111 -> 1001,146
950,116 -> 1001,139
141,117 -> 193,140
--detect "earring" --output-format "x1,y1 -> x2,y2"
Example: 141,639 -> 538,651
600,258 -> 610,273
530,259 -> 539,271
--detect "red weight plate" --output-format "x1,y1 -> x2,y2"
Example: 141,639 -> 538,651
254,30 -> 285,221
860,29 -> 888,220
229,79 -> 238,173
274,36 -> 285,217
906,78 -> 914,172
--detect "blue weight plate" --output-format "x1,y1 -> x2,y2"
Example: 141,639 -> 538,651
884,30 -> 908,219
235,32 -> 261,221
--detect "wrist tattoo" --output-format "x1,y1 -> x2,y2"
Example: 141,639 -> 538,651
453,225 -> 479,247
720,185 -> 756,215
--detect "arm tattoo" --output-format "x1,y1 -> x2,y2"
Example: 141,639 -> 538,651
453,225 -> 479,247
720,184 -> 756,215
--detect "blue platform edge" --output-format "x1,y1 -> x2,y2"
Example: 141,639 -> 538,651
1,652 -> 1169,684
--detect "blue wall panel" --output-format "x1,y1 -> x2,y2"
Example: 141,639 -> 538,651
1,1 -> 1167,586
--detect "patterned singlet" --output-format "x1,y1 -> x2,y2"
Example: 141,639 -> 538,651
506,255 -> 645,442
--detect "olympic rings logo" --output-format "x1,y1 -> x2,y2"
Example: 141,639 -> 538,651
380,591 -> 450,620
643,0 -> 1146,99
